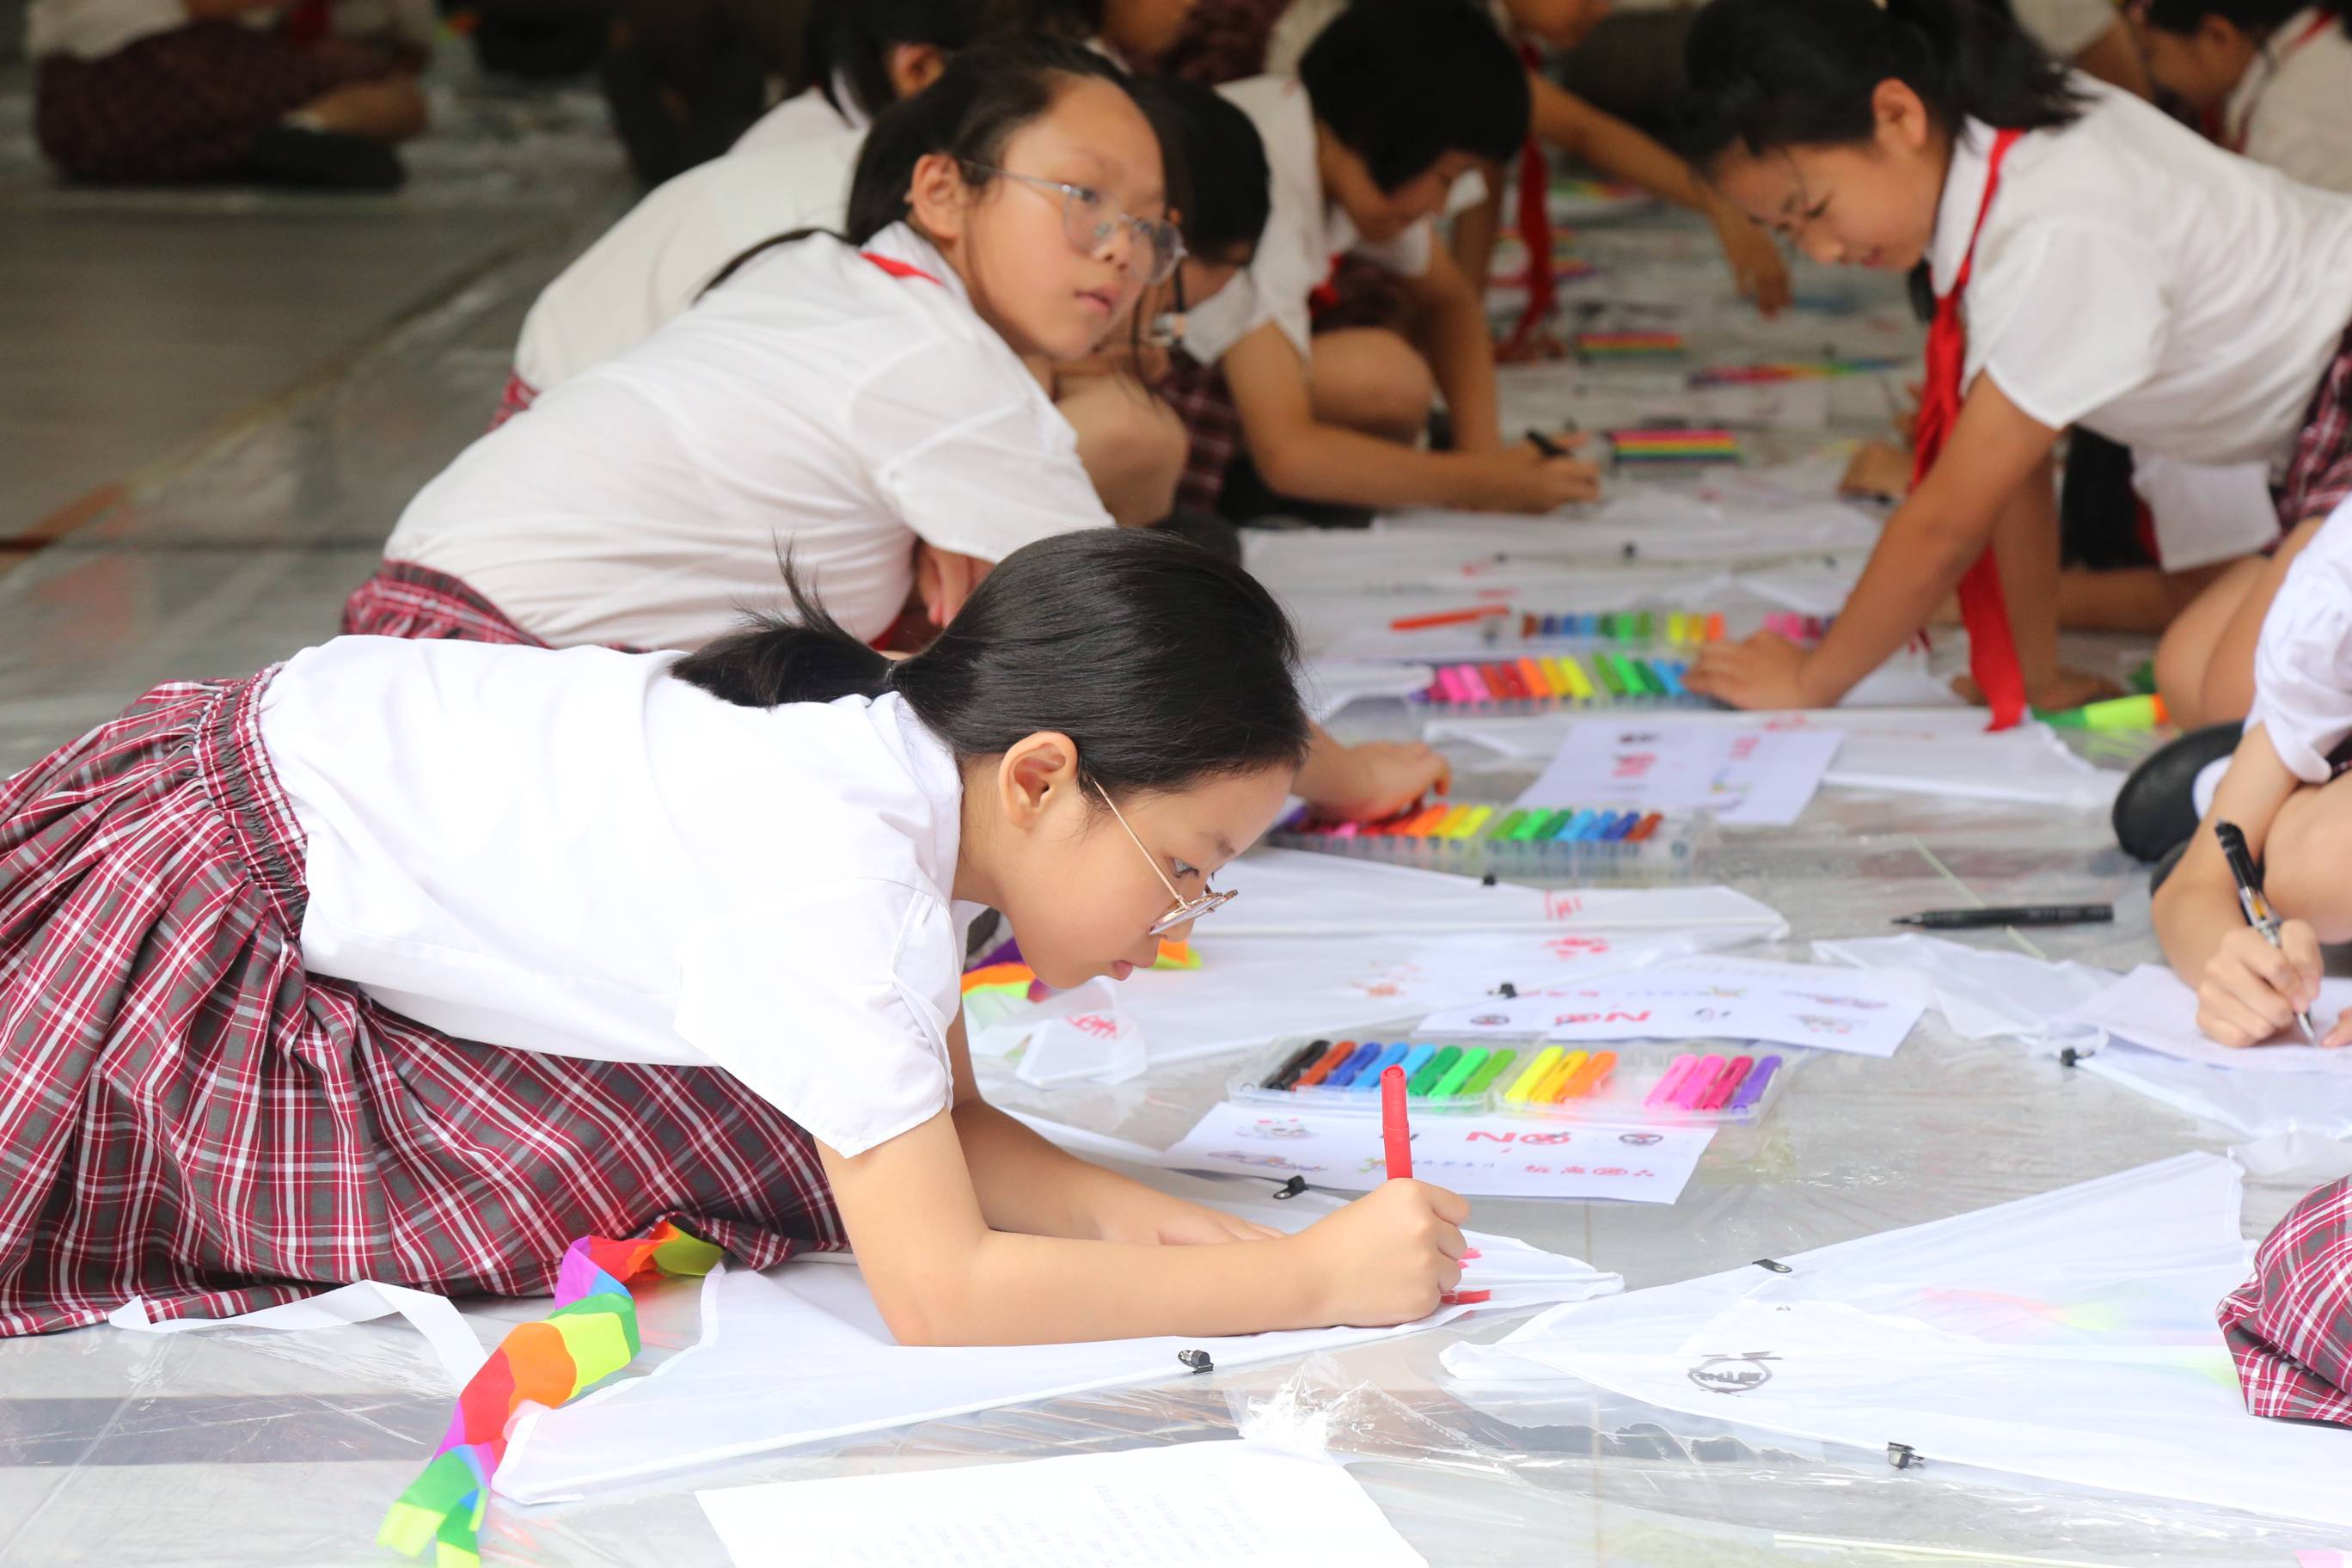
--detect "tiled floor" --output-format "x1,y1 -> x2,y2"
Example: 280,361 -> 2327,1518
0,55 -> 2343,1568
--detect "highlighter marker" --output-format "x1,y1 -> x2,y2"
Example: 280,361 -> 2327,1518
1504,1045 -> 1565,1103
1559,655 -> 1598,701
1654,661 -> 1688,699
1516,657 -> 1553,698
1408,1045 -> 1463,1097
1325,1041 -> 1386,1089
1532,1050 -> 1589,1103
1557,1050 -> 1616,1099
1462,1047 -> 1518,1096
1345,1042 -> 1411,1091
1700,1055 -> 1755,1111
1264,1040 -> 1329,1091
1430,1047 -> 1487,1099
1592,653 -> 1627,698
1645,1053 -> 1700,1108
1729,1054 -> 1782,1112
1628,812 -> 1664,842
1393,1044 -> 1439,1084
1295,1040 -> 1356,1087
1490,810 -> 1529,842
1449,805 -> 1496,839
1675,1055 -> 1727,1110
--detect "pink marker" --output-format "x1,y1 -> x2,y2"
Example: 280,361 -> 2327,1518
1644,1053 -> 1699,1109
1699,1055 -> 1754,1111
1674,1054 -> 1726,1110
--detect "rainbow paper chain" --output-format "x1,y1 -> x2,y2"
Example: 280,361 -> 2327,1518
377,1222 -> 723,1568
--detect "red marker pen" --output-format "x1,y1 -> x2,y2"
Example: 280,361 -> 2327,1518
1381,1064 -> 1412,1180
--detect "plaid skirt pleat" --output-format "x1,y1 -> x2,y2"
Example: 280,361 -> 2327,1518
1158,352 -> 1243,514
2219,1174 -> 2352,1427
34,22 -> 398,185
2275,325 -> 2352,530
340,560 -> 548,644
0,673 -> 844,1336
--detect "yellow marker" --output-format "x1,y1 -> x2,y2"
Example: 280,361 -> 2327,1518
1533,1050 -> 1589,1102
1449,805 -> 1496,839
1556,655 -> 1596,701
1503,1045 -> 1565,1103
1429,805 -> 1474,837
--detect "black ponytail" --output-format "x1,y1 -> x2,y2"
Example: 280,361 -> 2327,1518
701,35 -> 1134,297
2136,0 -> 2347,36
672,530 -> 1314,796
1675,0 -> 2085,172
805,0 -> 987,126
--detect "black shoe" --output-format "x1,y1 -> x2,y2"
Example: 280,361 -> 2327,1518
2111,721 -> 2243,861
242,126 -> 406,192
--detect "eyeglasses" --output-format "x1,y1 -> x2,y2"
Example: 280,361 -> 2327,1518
1093,780 -> 1236,937
968,164 -> 1187,286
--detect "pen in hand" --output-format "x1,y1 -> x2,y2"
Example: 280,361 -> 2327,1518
2214,818 -> 2319,1045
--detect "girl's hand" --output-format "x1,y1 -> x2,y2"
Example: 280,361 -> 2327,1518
1496,328 -> 1568,364
1093,1189 -> 1285,1246
1464,442 -> 1602,512
2196,920 -> 2328,1048
1686,630 -> 1825,710
1712,207 -> 1792,317
1840,439 -> 1914,501
1289,1179 -> 1471,1326
1301,741 -> 1452,823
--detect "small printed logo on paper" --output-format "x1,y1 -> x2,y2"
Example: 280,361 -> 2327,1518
1687,1352 -> 1778,1394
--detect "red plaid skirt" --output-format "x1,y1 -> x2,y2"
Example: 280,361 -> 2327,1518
1159,352 -> 1243,515
340,560 -> 546,644
2219,1174 -> 2352,1427
0,672 -> 842,1335
34,21 -> 399,185
2275,325 -> 2352,530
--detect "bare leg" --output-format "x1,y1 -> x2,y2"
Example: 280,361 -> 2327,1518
2155,553 -> 2268,728
2056,559 -> 2235,634
2188,515 -> 2328,726
1054,371 -> 1186,528
298,75 -> 428,144
2259,770 -> 2352,940
1307,328 -> 1436,445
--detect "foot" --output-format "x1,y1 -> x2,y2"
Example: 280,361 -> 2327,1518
1949,668 -> 2125,710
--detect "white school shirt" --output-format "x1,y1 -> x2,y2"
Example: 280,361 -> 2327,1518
388,223 -> 1112,652
512,129 -> 863,395
2220,7 -> 2352,196
1931,81 -> 2352,468
1180,75 -> 1437,365
732,81 -> 867,157
27,0 -> 189,58
259,637 -> 983,1156
2249,495 -> 2352,781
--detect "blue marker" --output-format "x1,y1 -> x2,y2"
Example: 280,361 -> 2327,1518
1393,1044 -> 1439,1082
1325,1041 -> 1383,1089
1655,661 -> 1687,698
1602,811 -> 1637,842
1346,1042 -> 1412,1091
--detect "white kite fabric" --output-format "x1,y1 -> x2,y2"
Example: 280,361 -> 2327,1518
496,1178 -> 1619,1504
984,851 -> 1787,1069
1443,1154 -> 2352,1532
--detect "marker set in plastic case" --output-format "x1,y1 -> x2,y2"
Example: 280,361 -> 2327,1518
1233,1038 -> 1797,1126
1266,802 -> 1705,877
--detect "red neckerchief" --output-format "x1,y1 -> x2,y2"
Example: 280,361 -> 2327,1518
1501,41 -> 1556,357
861,251 -> 945,285
2227,9 -> 2339,152
1914,126 -> 2028,731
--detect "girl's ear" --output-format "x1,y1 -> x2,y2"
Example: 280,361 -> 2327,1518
1868,77 -> 1935,156
907,150 -> 975,251
886,42 -> 948,101
996,732 -> 1082,832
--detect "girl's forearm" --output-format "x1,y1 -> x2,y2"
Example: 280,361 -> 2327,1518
1422,280 -> 1504,453
1530,77 -> 1712,213
951,1099 -> 1135,1239
908,1229 -> 1320,1345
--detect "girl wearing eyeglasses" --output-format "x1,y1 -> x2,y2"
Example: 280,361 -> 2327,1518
0,530 -> 1471,1343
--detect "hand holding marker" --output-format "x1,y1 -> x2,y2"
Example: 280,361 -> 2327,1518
2214,819 -> 2320,1045
1381,1066 -> 1485,1303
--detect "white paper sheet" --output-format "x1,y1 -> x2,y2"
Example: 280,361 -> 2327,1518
1417,956 -> 1926,1057
1810,934 -> 2117,1041
1165,1103 -> 1713,1203
1300,658 -> 1438,720
2055,965 -> 2352,1072
1021,857 -> 1787,1066
2077,1039 -> 2352,1142
1513,720 -> 1843,826
495,1177 -> 1620,1503
697,1441 -> 1427,1568
1444,1154 -> 2352,1534
1435,708 -> 2118,808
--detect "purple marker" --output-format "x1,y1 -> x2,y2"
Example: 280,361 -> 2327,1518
1727,1054 -> 1783,1112
1644,1053 -> 1699,1109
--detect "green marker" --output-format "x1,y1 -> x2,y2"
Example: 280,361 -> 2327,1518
1462,1048 -> 1519,1096
1407,1045 -> 1463,1096
2034,693 -> 2168,732
1430,1049 -> 1488,1099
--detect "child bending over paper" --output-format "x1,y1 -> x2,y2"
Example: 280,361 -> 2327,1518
0,530 -> 1468,1343
2153,497 -> 2352,1049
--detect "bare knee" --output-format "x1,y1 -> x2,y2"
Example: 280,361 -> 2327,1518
1063,379 -> 1185,527
1309,331 -> 1436,444
2263,779 -> 2352,937
303,75 -> 429,144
